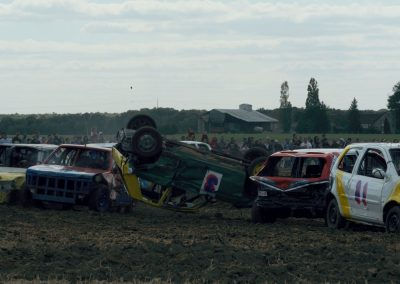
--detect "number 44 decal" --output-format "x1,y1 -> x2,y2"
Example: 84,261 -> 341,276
355,180 -> 368,207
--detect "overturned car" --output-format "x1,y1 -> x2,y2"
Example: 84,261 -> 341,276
251,149 -> 341,223
113,115 -> 268,212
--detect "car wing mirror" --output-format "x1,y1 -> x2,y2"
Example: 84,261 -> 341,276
372,168 -> 386,179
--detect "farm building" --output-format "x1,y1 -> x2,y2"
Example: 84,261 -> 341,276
199,104 -> 279,133
360,110 -> 393,133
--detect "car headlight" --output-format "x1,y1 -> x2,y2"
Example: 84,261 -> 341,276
93,174 -> 104,183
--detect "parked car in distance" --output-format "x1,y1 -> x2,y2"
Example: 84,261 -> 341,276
180,141 -> 212,151
0,144 -> 57,204
327,143 -> 400,233
24,144 -> 132,212
251,149 -> 342,223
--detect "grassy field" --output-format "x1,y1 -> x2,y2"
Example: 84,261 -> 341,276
1,203 -> 399,282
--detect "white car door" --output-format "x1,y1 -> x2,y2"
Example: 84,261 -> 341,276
335,149 -> 360,218
349,148 -> 387,223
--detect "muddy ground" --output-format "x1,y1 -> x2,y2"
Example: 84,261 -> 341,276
1,203 -> 399,283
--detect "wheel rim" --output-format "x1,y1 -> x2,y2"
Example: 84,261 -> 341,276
252,163 -> 264,175
388,213 -> 400,232
138,133 -> 156,153
329,203 -> 338,225
97,192 -> 108,209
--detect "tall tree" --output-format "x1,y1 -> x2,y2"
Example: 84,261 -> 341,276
297,77 -> 330,133
347,97 -> 361,133
305,78 -> 320,109
279,81 -> 292,132
387,81 -> 400,133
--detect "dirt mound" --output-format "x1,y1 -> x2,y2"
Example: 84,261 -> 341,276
1,203 -> 399,282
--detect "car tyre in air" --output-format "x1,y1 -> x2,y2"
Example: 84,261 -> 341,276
127,114 -> 157,130
251,203 -> 276,224
247,156 -> 268,176
132,126 -> 163,159
325,198 -> 346,229
385,206 -> 400,233
89,186 -> 111,213
243,147 -> 269,163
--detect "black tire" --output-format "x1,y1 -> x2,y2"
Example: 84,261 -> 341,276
247,156 -> 268,176
243,147 -> 269,163
89,186 -> 111,213
385,206 -> 400,233
20,189 -> 33,207
127,115 -> 157,130
132,127 -> 163,159
325,198 -> 346,229
251,203 -> 276,224
7,189 -> 20,205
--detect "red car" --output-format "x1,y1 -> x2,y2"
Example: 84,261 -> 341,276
25,144 -> 132,212
251,149 -> 341,223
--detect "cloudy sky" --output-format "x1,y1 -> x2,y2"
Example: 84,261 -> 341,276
1,0 -> 400,114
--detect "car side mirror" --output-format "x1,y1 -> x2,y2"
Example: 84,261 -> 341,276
372,168 -> 386,179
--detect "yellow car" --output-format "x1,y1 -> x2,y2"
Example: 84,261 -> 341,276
0,144 -> 57,204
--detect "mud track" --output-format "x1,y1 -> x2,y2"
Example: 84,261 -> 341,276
1,203 -> 399,283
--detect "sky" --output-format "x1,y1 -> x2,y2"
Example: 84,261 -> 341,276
1,0 -> 400,114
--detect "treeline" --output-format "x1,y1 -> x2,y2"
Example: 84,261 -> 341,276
0,108 -> 204,136
0,107 -> 393,136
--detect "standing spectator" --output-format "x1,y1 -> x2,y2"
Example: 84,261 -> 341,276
31,132 -> 41,144
210,137 -> 218,150
0,132 -> 11,144
282,138 -> 292,150
217,137 -> 226,152
12,132 -> 22,144
187,128 -> 195,141
313,136 -> 321,148
201,132 -> 209,144
53,134 -> 62,145
321,134 -> 330,148
98,132 -> 105,143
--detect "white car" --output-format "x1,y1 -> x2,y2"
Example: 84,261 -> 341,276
327,143 -> 400,232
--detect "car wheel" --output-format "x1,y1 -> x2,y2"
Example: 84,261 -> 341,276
326,198 -> 346,229
247,156 -> 268,176
7,189 -> 19,205
89,186 -> 110,213
127,114 -> 157,130
386,206 -> 400,233
20,189 -> 33,207
243,147 -> 269,163
132,127 -> 163,159
251,203 -> 276,224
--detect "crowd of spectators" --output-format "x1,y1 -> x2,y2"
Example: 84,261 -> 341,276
184,131 -> 400,157
0,128 -> 107,145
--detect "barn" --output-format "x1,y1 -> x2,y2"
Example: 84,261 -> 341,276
199,104 -> 279,133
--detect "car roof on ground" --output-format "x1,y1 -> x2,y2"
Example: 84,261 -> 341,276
0,143 -> 58,149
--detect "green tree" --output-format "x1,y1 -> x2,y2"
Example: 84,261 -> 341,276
387,81 -> 400,133
297,78 -> 330,133
347,97 -> 361,133
279,81 -> 292,132
305,78 -> 320,109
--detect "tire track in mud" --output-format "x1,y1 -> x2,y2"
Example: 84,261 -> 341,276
1,204 -> 399,282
